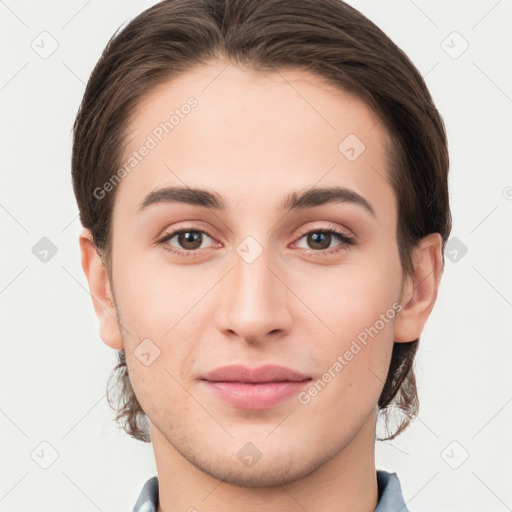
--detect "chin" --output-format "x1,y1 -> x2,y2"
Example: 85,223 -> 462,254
192,454 -> 321,488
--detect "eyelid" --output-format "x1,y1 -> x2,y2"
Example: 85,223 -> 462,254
290,222 -> 356,255
156,224 -> 219,254
293,221 -> 355,242
157,221 -> 356,257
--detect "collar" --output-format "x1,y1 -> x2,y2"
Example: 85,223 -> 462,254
133,470 -> 409,512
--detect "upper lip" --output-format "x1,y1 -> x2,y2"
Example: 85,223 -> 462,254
200,364 -> 310,383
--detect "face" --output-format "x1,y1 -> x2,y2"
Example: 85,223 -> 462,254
106,59 -> 408,486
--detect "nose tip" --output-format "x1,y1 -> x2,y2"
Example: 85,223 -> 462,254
237,327 -> 281,345
215,251 -> 293,344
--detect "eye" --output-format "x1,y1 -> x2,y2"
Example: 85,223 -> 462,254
158,228 -> 216,256
295,225 -> 355,253
157,223 -> 356,258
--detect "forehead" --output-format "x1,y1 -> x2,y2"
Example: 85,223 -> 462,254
114,59 -> 395,218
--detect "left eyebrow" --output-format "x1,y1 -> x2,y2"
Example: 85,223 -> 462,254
279,186 -> 376,217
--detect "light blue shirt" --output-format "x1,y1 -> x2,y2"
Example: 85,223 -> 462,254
132,470 -> 410,511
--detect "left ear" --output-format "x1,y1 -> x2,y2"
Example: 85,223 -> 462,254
394,233 -> 444,343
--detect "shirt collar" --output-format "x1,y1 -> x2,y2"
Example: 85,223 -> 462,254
375,470 -> 410,512
132,475 -> 158,512
133,470 -> 409,512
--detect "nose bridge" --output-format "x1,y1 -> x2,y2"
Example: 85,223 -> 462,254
217,235 -> 291,341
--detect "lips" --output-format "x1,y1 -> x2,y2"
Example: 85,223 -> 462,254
199,364 -> 311,409
201,364 -> 310,383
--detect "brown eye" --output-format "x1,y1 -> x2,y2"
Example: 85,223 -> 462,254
177,231 -> 203,250
295,228 -> 355,253
307,232 -> 332,250
161,229 -> 215,253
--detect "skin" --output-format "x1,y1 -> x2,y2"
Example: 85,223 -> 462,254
80,58 -> 443,512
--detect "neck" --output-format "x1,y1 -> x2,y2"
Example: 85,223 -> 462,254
151,409 -> 379,512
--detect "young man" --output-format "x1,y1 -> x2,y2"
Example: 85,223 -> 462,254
73,1 -> 451,510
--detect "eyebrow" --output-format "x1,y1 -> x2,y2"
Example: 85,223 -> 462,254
139,186 -> 224,212
138,185 -> 375,217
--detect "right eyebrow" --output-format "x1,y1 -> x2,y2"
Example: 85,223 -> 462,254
138,186 -> 225,213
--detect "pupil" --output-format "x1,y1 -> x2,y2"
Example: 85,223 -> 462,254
309,232 -> 330,249
179,231 -> 201,249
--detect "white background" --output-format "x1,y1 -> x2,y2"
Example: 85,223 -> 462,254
1,0 -> 511,510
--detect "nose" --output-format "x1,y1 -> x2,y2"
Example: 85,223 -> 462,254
215,240 -> 293,344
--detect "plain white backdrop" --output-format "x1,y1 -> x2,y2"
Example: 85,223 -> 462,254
1,0 -> 511,510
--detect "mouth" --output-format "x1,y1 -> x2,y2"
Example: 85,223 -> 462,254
199,364 -> 312,409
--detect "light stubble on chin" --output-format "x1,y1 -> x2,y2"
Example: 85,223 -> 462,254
148,408 -> 375,489
157,423 -> 323,488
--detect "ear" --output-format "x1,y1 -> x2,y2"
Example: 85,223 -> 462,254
79,228 -> 124,350
394,233 -> 444,343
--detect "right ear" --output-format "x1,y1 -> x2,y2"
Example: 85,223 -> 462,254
79,228 -> 124,350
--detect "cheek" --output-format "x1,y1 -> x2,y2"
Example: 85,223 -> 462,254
112,255 -> 207,382
291,254 -> 401,393
112,250 -> 207,337
293,256 -> 402,336
296,298 -> 397,432
123,332 -> 196,422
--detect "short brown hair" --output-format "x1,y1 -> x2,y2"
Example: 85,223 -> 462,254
72,0 -> 451,442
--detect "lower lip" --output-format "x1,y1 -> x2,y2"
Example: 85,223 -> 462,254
201,380 -> 311,409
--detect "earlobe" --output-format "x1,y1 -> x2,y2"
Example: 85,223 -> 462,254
79,228 -> 124,350
394,233 -> 444,343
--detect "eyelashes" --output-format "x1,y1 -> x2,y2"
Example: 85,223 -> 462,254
157,229 -> 216,257
156,223 -> 356,259
294,226 -> 355,252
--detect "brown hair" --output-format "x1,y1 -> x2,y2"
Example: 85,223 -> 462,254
72,0 -> 451,442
